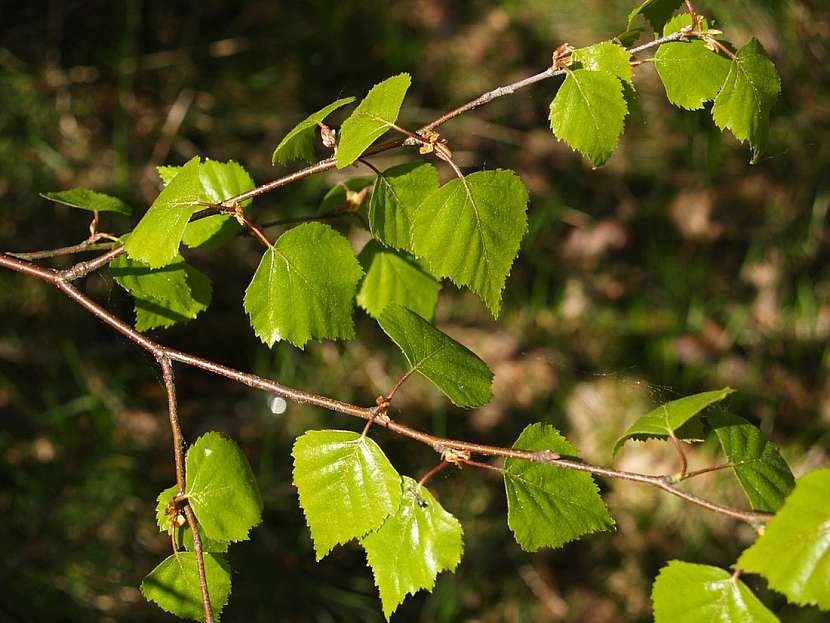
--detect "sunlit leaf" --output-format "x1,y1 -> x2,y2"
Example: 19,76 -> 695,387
368,161 -> 439,250
504,423 -> 614,550
41,187 -> 131,215
243,222 -> 363,348
411,169 -> 528,316
336,73 -> 411,168
378,304 -> 493,407
361,476 -> 463,619
652,560 -> 780,623
292,430 -> 402,560
154,485 -> 229,553
141,552 -> 231,622
126,156 -> 207,268
709,413 -> 795,512
613,388 -> 734,455
184,432 -> 263,543
737,469 -> 830,610
549,69 -> 628,167
572,40 -> 633,84
357,241 -> 440,321
711,38 -> 781,163
272,96 -> 355,165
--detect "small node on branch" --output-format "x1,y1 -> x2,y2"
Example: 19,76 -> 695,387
320,123 -> 337,150
552,43 -> 574,71
533,449 -> 561,463
440,447 -> 471,465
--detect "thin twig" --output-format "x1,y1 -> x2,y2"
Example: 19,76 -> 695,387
628,31 -> 688,55
159,356 -> 213,623
669,433 -> 689,479
59,246 -> 126,281
0,251 -> 772,526
386,368 -> 415,402
418,460 -> 450,486
6,240 -> 116,261
237,213 -> 273,249
678,462 -> 734,481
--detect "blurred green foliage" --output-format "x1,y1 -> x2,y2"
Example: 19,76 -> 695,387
0,1 -> 828,621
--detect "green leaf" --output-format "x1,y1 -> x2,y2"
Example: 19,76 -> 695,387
572,41 -> 633,84
319,176 -> 375,216
737,469 -> 830,610
154,485 -> 228,553
369,161 -> 439,250
627,0 -> 683,32
291,430 -> 402,560
111,252 -> 212,331
652,560 -> 780,623
141,552 -> 231,622
712,38 -> 781,163
243,222 -> 363,348
157,165 -> 181,186
357,241 -> 440,321
709,413 -> 795,513
656,39 -> 731,110
336,73 -> 411,169
361,476 -> 463,619
411,169 -> 528,316
613,388 -> 734,455
126,156 -> 207,268
41,187 -> 131,215
549,69 -> 628,167
184,432 -> 263,543
378,304 -> 493,408
504,423 -> 614,551
272,96 -> 355,165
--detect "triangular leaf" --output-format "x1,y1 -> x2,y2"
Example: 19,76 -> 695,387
411,169 -> 528,316
549,69 -> 628,167
157,165 -> 181,186
504,423 -> 614,551
368,161 -> 439,250
652,560 -> 780,623
655,32 -> 731,109
41,188 -> 131,215
125,156 -> 207,268
141,552 -> 231,622
184,432 -> 263,543
336,73 -> 411,169
709,413 -> 795,513
272,96 -> 355,165
378,304 -> 493,408
292,430 -> 402,560
357,241 -> 440,321
243,222 -> 363,348
712,38 -> 781,163
627,0 -> 683,32
572,41 -> 633,84
111,252 -> 212,331
613,388 -> 734,455
361,476 -> 463,620
737,469 -> 830,610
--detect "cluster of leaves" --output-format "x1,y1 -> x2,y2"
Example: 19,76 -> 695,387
35,1 -> 826,621
144,433 -> 263,620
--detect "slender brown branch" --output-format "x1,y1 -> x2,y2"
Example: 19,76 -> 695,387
159,356 -> 186,494
0,250 -> 772,526
628,31 -> 688,55
159,355 -> 212,622
183,505 -> 213,623
59,246 -> 126,281
7,240 -> 116,261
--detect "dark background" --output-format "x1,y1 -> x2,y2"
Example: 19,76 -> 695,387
1,1 -> 828,621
